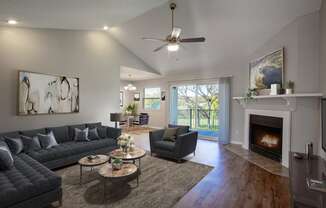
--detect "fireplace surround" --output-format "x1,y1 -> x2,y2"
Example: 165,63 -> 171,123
249,115 -> 283,162
243,109 -> 291,167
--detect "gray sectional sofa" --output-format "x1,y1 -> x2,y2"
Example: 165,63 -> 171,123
0,122 -> 121,208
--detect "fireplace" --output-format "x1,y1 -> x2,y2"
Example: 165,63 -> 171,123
249,114 -> 283,162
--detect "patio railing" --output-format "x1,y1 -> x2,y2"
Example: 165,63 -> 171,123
177,109 -> 219,130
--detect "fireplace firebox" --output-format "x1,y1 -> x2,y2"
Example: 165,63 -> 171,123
249,114 -> 283,162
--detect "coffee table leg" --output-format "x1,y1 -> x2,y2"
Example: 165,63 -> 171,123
137,171 -> 139,187
80,165 -> 83,185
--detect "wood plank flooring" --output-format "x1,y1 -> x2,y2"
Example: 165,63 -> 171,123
132,132 -> 291,208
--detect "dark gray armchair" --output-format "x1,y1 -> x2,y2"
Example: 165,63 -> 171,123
149,125 -> 198,162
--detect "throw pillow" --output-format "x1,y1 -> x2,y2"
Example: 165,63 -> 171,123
21,135 -> 42,153
0,141 -> 14,170
163,128 -> 178,142
88,128 -> 100,140
74,128 -> 90,142
97,127 -> 107,139
38,131 -> 58,149
4,136 -> 24,154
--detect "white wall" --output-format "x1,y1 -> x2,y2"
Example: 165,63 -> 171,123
132,11 -> 322,155
0,26 -> 151,132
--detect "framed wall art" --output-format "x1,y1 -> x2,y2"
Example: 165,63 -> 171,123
249,48 -> 284,91
18,71 -> 79,115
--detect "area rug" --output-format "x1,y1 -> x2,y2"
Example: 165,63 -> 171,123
53,155 -> 213,208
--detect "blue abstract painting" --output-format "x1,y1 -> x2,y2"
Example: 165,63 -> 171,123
249,49 -> 284,90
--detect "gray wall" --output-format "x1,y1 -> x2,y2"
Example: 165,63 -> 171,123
0,26 -> 151,132
131,11 -> 322,155
320,0 -> 326,158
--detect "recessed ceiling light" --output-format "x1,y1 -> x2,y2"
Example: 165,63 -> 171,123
7,19 -> 18,25
103,26 -> 109,30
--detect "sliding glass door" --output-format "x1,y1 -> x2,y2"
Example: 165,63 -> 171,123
170,82 -> 219,139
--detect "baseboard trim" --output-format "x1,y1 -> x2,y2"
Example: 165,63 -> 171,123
230,140 -> 243,145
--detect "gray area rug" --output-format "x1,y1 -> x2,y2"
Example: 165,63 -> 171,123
54,155 -> 213,208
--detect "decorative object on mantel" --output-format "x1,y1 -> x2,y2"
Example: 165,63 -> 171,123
18,71 -> 79,115
284,80 -> 295,94
249,48 -> 284,95
243,88 -> 258,103
270,84 -> 281,95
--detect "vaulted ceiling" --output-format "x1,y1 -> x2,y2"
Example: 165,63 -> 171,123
109,0 -> 321,75
0,0 -> 169,30
0,0 -> 322,76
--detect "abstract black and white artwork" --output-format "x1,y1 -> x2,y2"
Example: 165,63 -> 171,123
249,48 -> 284,90
18,71 -> 79,115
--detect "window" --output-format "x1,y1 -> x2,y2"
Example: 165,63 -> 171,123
144,87 -> 161,110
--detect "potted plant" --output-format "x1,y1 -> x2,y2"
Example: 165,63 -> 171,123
284,80 -> 294,94
124,103 -> 138,116
112,158 -> 122,170
243,88 -> 258,103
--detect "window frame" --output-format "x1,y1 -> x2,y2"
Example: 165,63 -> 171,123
143,87 -> 161,110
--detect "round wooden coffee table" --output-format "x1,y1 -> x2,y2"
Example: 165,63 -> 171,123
98,163 -> 139,199
110,147 -> 146,169
78,154 -> 109,185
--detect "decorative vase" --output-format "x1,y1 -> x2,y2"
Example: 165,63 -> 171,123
285,88 -> 293,94
112,162 -> 122,170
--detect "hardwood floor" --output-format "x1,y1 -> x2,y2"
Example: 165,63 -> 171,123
132,132 -> 291,208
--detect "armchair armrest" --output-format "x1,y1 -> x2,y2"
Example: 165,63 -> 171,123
149,129 -> 165,152
102,126 -> 122,139
175,131 -> 198,158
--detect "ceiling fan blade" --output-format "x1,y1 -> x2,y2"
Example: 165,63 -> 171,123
153,44 -> 168,52
171,27 -> 182,38
180,37 -> 206,43
142,37 -> 166,42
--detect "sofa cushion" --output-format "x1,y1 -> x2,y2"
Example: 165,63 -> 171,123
0,131 -> 20,139
168,124 -> 190,136
155,140 -> 175,152
46,126 -> 70,143
86,122 -> 102,129
0,141 -> 14,170
163,128 -> 178,142
21,135 -> 42,153
74,128 -> 89,142
98,126 -> 108,138
68,124 -> 86,138
38,132 -> 58,149
28,139 -> 117,163
88,128 -> 100,140
5,136 -> 24,154
0,153 -> 61,208
20,128 -> 47,137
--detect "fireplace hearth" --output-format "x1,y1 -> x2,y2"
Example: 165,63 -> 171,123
249,114 -> 283,162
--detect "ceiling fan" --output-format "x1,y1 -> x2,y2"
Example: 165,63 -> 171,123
142,2 -> 206,52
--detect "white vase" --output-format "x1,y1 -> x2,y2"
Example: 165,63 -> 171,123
285,89 -> 293,94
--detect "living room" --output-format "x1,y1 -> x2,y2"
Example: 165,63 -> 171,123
1,0 -> 326,208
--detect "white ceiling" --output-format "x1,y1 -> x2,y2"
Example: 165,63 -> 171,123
0,0 -> 169,30
0,0 -> 322,77
120,66 -> 161,81
109,0 -> 322,75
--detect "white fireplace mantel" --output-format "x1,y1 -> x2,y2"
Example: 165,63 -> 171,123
233,93 -> 323,111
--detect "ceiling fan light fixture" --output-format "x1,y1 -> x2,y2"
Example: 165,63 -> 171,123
167,43 -> 179,52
